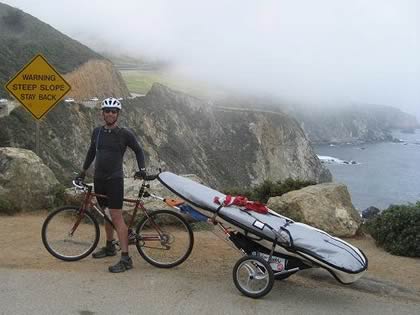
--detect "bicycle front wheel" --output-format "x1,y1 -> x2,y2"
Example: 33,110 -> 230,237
42,206 -> 100,261
136,209 -> 194,268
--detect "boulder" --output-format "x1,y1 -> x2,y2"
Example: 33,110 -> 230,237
63,186 -> 85,205
0,147 -> 60,213
267,183 -> 362,237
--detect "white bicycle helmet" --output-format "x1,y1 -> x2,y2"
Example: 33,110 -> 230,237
101,97 -> 122,110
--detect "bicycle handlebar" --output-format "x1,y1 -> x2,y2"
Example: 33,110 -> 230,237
72,179 -> 89,190
72,171 -> 160,190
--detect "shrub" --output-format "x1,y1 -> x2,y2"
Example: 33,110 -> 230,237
365,202 -> 420,257
224,178 -> 315,203
49,184 -> 66,209
0,198 -> 19,215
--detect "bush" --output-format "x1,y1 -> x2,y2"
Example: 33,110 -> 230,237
224,178 -> 315,203
365,202 -> 420,257
49,184 -> 66,209
0,199 -> 19,215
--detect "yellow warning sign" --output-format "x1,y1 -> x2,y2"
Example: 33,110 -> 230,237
5,54 -> 71,120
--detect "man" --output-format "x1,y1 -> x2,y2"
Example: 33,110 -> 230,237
77,97 -> 146,273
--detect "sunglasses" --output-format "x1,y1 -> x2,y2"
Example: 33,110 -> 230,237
103,109 -> 119,114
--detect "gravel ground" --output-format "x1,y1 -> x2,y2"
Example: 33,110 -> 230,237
1,212 -> 419,308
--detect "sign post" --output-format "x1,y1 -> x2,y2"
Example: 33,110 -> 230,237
5,54 -> 71,155
36,121 -> 40,156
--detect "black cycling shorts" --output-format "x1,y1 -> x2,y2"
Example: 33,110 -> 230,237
94,177 -> 124,209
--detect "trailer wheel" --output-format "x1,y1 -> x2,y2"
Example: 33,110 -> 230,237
233,255 -> 274,298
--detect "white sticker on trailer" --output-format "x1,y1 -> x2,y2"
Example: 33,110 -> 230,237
253,220 -> 265,230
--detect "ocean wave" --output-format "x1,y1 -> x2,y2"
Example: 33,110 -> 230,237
317,155 -> 359,165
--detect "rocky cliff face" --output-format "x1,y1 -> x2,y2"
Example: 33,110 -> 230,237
121,84 -> 331,187
64,59 -> 130,101
216,99 -> 419,144
0,83 -> 331,189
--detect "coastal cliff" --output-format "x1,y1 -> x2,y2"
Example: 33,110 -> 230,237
0,83 -> 331,188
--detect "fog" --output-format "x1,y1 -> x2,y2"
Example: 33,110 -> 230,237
4,0 -> 420,118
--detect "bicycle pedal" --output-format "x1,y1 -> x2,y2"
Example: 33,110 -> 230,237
128,230 -> 138,245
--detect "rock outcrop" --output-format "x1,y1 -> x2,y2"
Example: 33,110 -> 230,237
0,147 -> 60,212
267,183 -> 361,237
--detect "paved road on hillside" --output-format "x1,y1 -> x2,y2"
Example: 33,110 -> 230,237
1,267 -> 419,315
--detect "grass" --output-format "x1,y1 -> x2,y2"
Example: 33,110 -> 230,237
121,70 -> 168,95
120,69 -> 229,99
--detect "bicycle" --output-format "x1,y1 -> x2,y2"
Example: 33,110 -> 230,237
41,172 -> 194,268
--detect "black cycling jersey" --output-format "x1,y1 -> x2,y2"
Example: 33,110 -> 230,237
82,126 -> 145,180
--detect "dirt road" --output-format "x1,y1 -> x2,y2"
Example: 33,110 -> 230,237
1,212 -> 419,314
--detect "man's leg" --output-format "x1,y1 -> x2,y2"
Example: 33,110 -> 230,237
108,208 -> 133,273
92,179 -> 116,258
107,178 -> 132,273
92,218 -> 117,258
109,209 -> 128,253
104,211 -> 115,241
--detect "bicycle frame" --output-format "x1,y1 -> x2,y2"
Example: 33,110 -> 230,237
73,179 -> 183,243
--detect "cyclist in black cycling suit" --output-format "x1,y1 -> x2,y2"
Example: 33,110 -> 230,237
77,97 -> 146,273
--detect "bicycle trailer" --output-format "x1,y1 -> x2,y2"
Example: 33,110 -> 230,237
157,171 -> 368,298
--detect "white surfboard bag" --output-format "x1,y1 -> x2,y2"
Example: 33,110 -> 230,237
158,171 -> 368,284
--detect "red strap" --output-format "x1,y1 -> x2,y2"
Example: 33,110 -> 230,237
225,195 -> 232,205
232,195 -> 248,206
214,195 -> 269,214
244,201 -> 269,214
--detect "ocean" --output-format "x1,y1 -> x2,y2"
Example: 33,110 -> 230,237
314,129 -> 420,211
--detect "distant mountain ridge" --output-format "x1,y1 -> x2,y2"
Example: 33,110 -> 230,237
289,104 -> 420,144
0,2 -> 103,98
213,96 -> 419,144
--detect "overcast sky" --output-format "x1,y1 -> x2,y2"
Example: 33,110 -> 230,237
3,0 -> 419,118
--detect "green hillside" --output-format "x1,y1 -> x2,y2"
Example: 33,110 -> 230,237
0,2 -> 103,98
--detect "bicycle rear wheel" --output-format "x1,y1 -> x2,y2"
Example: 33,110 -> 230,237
42,206 -> 100,261
135,209 -> 194,268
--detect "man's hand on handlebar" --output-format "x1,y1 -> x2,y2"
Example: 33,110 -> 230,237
134,168 -> 160,181
74,170 -> 86,185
